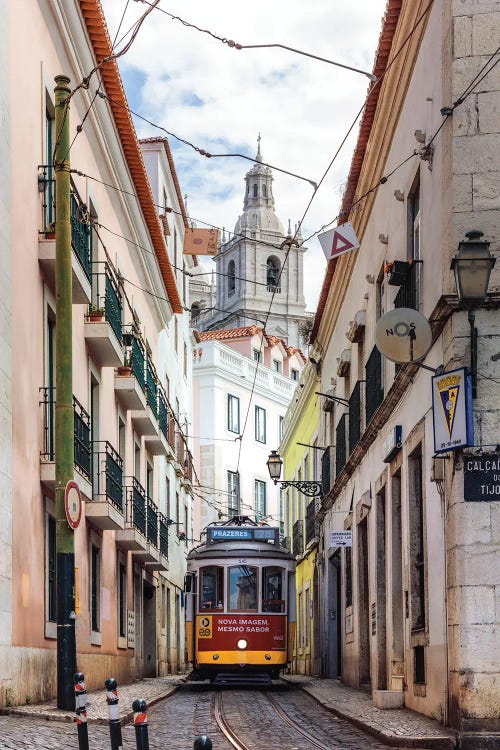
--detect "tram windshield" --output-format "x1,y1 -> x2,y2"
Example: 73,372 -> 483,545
262,567 -> 285,613
200,566 -> 224,611
228,566 -> 258,612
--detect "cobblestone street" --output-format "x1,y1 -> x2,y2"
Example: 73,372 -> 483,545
0,684 -> 457,750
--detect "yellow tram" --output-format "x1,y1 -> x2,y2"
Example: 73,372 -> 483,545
185,518 -> 296,683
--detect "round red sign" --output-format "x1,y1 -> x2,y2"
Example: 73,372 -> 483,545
65,481 -> 82,529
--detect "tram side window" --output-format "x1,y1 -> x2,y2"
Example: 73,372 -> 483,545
262,567 -> 285,613
228,566 -> 258,612
200,566 -> 224,611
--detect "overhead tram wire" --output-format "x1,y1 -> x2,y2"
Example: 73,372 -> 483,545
234,0 -> 437,474
133,0 -> 376,80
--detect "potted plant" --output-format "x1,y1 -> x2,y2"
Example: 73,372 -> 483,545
178,530 -> 187,542
44,222 -> 56,240
117,352 -> 132,376
88,304 -> 105,322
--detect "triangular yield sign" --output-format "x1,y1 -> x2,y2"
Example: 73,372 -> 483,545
330,230 -> 356,257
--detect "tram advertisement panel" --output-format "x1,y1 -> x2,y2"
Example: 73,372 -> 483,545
196,615 -> 287,650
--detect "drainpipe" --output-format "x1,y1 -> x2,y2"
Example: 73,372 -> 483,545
54,74 -> 77,709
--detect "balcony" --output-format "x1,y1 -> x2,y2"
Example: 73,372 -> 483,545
292,519 -> 303,557
144,497 -> 164,570
321,446 -> 333,497
393,260 -> 419,310
305,499 -> 319,546
84,263 -> 123,367
158,513 -> 170,566
182,450 -> 194,489
365,346 -> 384,425
348,381 -> 363,455
130,351 -> 159,437
335,414 -> 347,478
116,478 -> 148,552
337,349 -> 351,377
40,388 -> 92,500
174,432 -> 185,477
38,170 -> 92,304
144,387 -> 170,456
85,442 -> 124,530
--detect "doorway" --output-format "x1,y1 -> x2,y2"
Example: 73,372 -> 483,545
376,489 -> 387,689
391,472 -> 404,688
143,582 -> 157,677
328,554 -> 342,676
358,517 -> 370,687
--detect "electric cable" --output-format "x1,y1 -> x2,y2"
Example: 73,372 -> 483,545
132,0 -> 376,80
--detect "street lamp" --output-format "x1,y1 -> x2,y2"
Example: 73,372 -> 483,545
451,230 -> 496,397
266,450 -> 322,498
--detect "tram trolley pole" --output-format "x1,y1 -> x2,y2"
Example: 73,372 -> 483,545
105,678 -> 123,750
74,672 -> 89,750
132,698 -> 150,750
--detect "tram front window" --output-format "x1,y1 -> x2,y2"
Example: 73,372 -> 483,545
200,566 -> 224,611
262,567 -> 285,612
228,566 -> 258,612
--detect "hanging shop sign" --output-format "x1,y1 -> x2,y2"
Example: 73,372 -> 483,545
463,453 -> 500,501
330,530 -> 353,547
432,367 -> 473,454
183,227 -> 219,256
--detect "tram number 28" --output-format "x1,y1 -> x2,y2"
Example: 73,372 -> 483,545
198,616 -> 212,638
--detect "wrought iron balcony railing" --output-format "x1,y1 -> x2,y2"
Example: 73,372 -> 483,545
38,167 -> 92,282
40,387 -> 91,480
159,513 -> 169,557
365,346 -> 384,425
131,334 -> 146,391
89,262 -> 123,343
305,499 -> 319,545
321,446 -> 333,497
125,477 -> 147,536
147,497 -> 159,548
292,519 -> 303,557
93,441 -> 123,511
146,357 -> 159,418
348,381 -> 363,455
184,451 -> 194,483
335,414 -> 347,478
394,260 -> 419,310
158,388 -> 169,442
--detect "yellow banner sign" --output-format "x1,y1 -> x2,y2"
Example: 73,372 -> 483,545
197,615 -> 212,638
183,228 -> 219,256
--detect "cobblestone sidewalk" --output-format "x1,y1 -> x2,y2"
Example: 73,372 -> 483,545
0,675 -> 185,725
282,675 -> 457,749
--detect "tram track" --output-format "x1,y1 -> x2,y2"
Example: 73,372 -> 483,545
214,689 -> 332,750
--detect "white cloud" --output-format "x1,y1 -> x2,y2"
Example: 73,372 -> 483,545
101,0 -> 387,311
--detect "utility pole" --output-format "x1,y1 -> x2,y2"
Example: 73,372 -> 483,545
54,74 -> 76,709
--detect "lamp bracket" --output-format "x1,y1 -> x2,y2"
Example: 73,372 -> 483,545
279,480 -> 322,498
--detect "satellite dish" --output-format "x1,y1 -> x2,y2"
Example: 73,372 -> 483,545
375,308 -> 432,364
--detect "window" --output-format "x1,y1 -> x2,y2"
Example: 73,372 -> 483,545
414,645 -> 426,684
174,318 -> 178,353
91,543 -> 101,633
409,446 -> 426,630
279,489 -> 285,538
376,265 -> 386,320
345,546 -> 353,607
263,183 -> 267,198
200,566 -> 224,611
266,256 -> 280,290
253,349 -> 261,363
176,492 -> 180,529
305,587 -> 311,647
161,581 -> 166,630
184,504 -> 189,545
134,439 -> 141,481
44,108 -> 54,229
227,471 -> 240,516
165,476 -> 171,519
255,406 -> 266,443
227,394 -> 240,433
183,342 -> 188,378
46,512 -> 56,623
291,368 -> 299,381
165,374 -> 170,400
262,567 -> 284,613
228,260 -> 236,296
229,566 -> 257,612
118,562 -> 126,639
272,358 -> 281,373
146,461 -> 153,500
255,479 -> 266,519
253,183 -> 258,197
118,416 -> 125,463
279,415 -> 284,442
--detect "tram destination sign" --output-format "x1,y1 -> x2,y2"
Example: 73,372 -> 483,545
463,453 -> 500,501
207,526 -> 279,544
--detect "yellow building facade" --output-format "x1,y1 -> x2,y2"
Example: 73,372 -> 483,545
280,362 -> 321,675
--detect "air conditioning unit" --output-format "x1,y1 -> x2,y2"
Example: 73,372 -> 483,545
346,310 -> 366,343
383,425 -> 403,463
321,389 -> 335,412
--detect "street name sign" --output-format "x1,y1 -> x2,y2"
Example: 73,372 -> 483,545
463,453 -> 500,501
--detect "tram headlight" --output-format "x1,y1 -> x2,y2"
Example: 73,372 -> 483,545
237,639 -> 248,650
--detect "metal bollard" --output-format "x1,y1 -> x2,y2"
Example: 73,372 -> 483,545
105,678 -> 123,750
194,736 -> 213,750
74,672 -> 90,750
132,698 -> 150,750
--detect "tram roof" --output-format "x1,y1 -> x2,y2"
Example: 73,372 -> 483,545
187,539 -> 295,562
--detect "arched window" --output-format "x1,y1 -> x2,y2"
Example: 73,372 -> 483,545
263,184 -> 267,198
191,302 -> 200,322
253,183 -> 258,198
228,260 -> 236,296
266,256 -> 281,291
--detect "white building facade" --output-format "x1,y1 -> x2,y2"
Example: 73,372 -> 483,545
192,327 -> 304,539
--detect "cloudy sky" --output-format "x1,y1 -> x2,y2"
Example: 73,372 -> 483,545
100,0 -> 387,311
